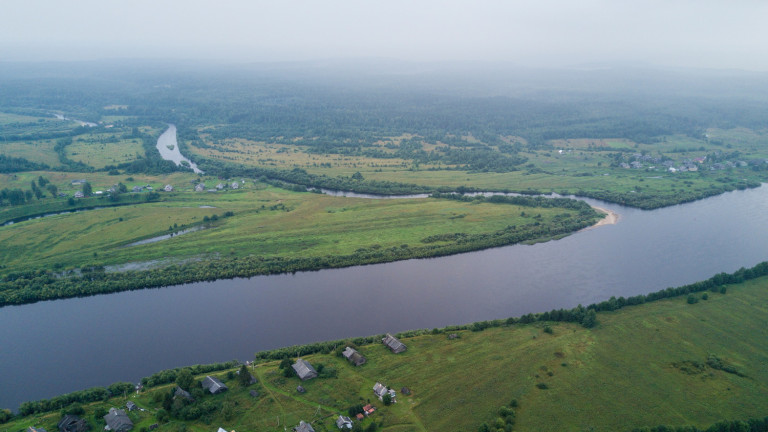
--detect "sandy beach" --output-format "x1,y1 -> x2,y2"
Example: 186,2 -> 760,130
584,206 -> 619,230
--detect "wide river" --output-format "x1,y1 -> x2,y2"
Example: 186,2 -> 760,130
1,181 -> 767,410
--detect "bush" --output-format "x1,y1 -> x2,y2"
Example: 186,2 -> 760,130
687,294 -> 699,304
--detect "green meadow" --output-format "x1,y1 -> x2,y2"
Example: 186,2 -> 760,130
0,181 -> 595,277
5,275 -> 767,431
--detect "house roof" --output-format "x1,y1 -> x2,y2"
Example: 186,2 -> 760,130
373,382 -> 388,398
202,376 -> 228,394
382,333 -> 406,353
293,421 -> 315,432
104,408 -> 133,432
174,386 -> 194,401
342,347 -> 366,366
28,427 -> 48,432
292,358 -> 318,380
335,415 -> 353,429
58,415 -> 87,432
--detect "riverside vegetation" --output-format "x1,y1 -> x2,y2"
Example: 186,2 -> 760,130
2,263 -> 767,431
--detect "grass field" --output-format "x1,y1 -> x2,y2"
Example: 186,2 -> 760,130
66,132 -> 146,169
5,276 -> 767,431
0,138 -> 61,167
0,181 -> 589,276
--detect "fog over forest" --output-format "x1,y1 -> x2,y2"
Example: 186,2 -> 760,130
2,0 -> 768,71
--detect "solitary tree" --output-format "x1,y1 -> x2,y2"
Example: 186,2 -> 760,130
82,182 -> 93,197
176,369 -> 194,390
238,364 -> 251,386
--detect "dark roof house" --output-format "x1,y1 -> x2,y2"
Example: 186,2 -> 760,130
104,408 -> 133,432
335,415 -> 353,429
293,421 -> 315,432
58,415 -> 89,432
342,347 -> 366,366
125,401 -> 137,411
202,376 -> 228,394
292,358 -> 318,381
28,427 -> 48,432
174,386 -> 194,401
382,333 -> 406,353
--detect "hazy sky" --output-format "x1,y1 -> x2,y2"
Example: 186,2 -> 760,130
2,0 -> 768,70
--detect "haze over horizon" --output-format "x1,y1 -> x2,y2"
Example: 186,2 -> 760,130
2,0 -> 768,72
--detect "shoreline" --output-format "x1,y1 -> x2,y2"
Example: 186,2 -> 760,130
584,206 -> 619,230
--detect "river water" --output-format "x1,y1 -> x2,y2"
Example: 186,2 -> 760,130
1,182 -> 767,411
155,124 -> 203,174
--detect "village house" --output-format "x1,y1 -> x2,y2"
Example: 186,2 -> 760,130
363,404 -> 376,416
163,184 -> 174,192
335,415 -> 353,429
125,401 -> 137,412
230,182 -> 239,189
201,376 -> 228,394
216,183 -> 225,190
103,408 -> 133,432
373,383 -> 397,402
293,421 -> 315,432
57,415 -> 88,432
382,333 -> 406,353
292,358 -> 318,380
174,387 -> 194,401
195,183 -> 205,192
373,382 -> 387,399
27,427 -> 47,432
74,191 -> 84,198
342,347 -> 366,366
132,186 -> 143,193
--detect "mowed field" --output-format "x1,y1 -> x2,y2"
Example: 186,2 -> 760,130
0,182 -> 578,274
7,276 -> 767,431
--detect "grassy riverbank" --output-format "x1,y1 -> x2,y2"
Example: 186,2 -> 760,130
4,272 -> 767,431
0,180 -> 601,306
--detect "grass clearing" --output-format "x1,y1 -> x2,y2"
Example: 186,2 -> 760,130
66,132 -> 146,168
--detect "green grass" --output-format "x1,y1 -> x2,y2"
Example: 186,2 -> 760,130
0,182 -> 590,276
5,277 -> 767,431
66,131 -> 146,169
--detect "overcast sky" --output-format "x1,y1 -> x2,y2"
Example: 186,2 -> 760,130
2,0 -> 767,70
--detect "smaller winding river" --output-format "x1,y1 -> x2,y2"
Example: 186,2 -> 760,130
156,124 -> 203,174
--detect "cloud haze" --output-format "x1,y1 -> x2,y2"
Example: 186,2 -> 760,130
2,0 -> 767,70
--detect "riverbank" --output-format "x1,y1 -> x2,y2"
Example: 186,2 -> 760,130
589,206 -> 619,228
0,190 -> 601,307
5,271 -> 767,430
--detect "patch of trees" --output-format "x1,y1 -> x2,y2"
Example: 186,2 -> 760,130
477,399 -> 517,432
53,137 -> 93,172
575,178 -> 762,210
17,382 -> 134,416
0,154 -> 49,173
630,416 -> 768,432
140,361 -> 240,388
